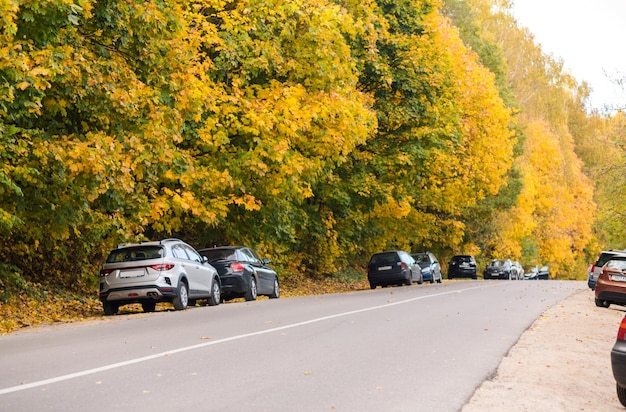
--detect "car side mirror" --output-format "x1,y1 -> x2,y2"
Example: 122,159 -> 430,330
202,256 -> 209,264
263,258 -> 271,264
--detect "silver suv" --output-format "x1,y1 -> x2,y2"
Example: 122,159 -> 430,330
99,238 -> 221,315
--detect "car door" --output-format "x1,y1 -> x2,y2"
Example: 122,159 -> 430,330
402,251 -> 419,282
430,253 -> 441,281
242,248 -> 275,294
181,244 -> 213,297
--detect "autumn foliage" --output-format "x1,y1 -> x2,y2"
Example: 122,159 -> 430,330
0,0 -> 615,320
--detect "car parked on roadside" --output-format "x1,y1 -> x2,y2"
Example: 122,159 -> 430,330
524,265 -> 549,280
199,246 -> 280,301
411,252 -> 442,283
368,250 -> 423,289
447,255 -> 477,279
611,315 -> 626,407
511,261 -> 524,279
595,255 -> 626,308
589,250 -> 626,290
99,238 -> 221,315
484,259 -> 514,280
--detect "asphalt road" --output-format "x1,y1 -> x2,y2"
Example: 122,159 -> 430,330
0,280 -> 584,412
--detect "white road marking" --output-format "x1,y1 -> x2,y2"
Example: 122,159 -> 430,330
0,284 -> 498,395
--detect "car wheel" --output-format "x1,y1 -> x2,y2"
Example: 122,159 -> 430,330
595,298 -> 610,308
269,278 -> 280,299
617,384 -> 626,407
369,283 -> 376,289
207,279 -> 221,306
141,302 -> 156,313
245,276 -> 258,301
103,301 -> 119,316
173,281 -> 189,310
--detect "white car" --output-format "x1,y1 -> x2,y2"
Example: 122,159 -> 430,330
99,238 -> 221,315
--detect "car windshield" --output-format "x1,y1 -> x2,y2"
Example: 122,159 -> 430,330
106,246 -> 163,263
412,254 -> 429,264
201,249 -> 238,262
489,260 -> 506,267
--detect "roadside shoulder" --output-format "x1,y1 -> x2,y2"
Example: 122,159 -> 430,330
463,289 -> 625,411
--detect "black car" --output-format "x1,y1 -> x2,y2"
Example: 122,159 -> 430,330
484,259 -> 513,280
199,246 -> 280,301
612,315 -> 626,407
448,255 -> 477,279
367,250 -> 423,289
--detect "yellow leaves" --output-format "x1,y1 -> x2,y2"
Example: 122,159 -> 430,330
231,194 -> 261,211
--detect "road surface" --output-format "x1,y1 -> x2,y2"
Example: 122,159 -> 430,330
0,280 -> 583,411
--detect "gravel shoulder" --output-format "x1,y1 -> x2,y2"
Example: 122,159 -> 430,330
463,288 -> 625,411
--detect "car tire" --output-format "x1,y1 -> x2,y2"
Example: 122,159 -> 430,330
207,279 -> 221,306
595,298 -> 610,308
141,302 -> 156,313
617,384 -> 626,407
369,283 -> 376,289
245,276 -> 258,301
173,281 -> 189,310
269,278 -> 280,299
103,301 -> 119,316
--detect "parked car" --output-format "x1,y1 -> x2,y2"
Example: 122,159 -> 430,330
484,259 -> 514,280
612,315 -> 626,407
411,252 -> 442,283
367,250 -> 423,289
524,265 -> 549,280
447,255 -> 477,279
99,238 -> 221,315
589,250 -> 626,290
199,246 -> 280,301
511,261 -> 524,279
595,255 -> 626,308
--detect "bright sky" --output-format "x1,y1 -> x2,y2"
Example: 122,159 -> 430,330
510,0 -> 626,112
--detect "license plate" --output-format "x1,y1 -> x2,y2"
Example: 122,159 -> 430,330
461,263 -> 469,268
612,275 -> 626,282
120,269 -> 145,278
378,266 -> 392,271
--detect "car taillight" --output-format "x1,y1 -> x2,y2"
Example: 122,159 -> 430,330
99,269 -> 113,277
150,264 -> 175,271
400,262 -> 407,270
231,262 -> 245,272
618,317 -> 626,341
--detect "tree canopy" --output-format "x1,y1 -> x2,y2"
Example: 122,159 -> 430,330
0,0 -> 617,292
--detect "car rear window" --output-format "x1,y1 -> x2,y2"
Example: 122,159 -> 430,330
106,246 -> 163,263
201,248 -> 238,261
370,252 -> 399,265
606,258 -> 626,271
453,256 -> 474,263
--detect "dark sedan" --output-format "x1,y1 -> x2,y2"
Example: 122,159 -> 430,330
199,246 -> 280,301
447,255 -> 477,279
612,315 -> 626,407
367,250 -> 423,289
484,259 -> 513,280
